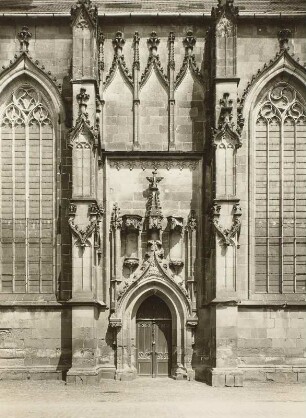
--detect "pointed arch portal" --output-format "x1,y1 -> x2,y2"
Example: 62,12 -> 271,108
136,295 -> 172,377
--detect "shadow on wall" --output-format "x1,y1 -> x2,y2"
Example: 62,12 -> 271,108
57,308 -> 72,381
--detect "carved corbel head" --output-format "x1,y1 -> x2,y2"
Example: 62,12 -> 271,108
68,202 -> 77,217
210,203 -> 221,220
233,203 -> 242,218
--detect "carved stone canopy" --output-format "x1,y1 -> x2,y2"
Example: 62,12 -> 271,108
122,214 -> 142,232
167,216 -> 184,233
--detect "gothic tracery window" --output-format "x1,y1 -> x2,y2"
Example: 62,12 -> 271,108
0,84 -> 55,293
255,82 -> 306,293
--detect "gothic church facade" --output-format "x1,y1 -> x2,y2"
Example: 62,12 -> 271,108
0,0 -> 305,386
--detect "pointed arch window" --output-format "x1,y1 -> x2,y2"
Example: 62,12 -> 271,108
254,82 -> 306,293
0,84 -> 56,293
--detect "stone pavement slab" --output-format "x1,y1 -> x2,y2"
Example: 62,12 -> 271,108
0,378 -> 305,418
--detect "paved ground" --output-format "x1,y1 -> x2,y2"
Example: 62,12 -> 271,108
0,378 -> 305,418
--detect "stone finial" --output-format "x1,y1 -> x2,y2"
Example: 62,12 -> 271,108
168,32 -> 175,70
212,0 -> 239,20
76,88 -> 89,114
146,169 -> 163,230
17,26 -> 32,53
71,0 -> 98,26
183,31 -> 196,56
111,203 -> 122,230
113,31 -> 125,56
133,32 -> 140,70
187,210 -> 197,231
98,32 -> 105,71
278,29 -> 292,51
147,31 -> 160,56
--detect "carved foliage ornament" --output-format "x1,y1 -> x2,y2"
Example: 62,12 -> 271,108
210,203 -> 242,247
68,202 -> 104,248
108,159 -> 199,172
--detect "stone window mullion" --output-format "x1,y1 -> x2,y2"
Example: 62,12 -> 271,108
255,82 -> 306,295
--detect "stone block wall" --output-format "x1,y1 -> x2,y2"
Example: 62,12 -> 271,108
0,308 -> 69,379
237,308 -> 306,384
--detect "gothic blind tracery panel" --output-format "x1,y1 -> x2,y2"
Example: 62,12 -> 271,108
0,85 -> 55,293
255,82 -> 306,293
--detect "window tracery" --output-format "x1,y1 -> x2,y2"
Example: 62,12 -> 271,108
255,82 -> 306,293
0,84 -> 55,293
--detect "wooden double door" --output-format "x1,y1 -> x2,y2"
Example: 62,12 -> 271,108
136,295 -> 172,377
